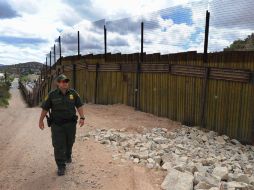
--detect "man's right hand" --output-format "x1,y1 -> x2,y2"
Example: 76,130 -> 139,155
39,121 -> 44,130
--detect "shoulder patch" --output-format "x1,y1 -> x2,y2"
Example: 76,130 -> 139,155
45,89 -> 57,100
44,95 -> 48,101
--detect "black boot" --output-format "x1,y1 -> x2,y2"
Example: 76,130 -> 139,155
57,167 -> 66,176
66,157 -> 72,163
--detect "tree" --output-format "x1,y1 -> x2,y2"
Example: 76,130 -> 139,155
224,33 -> 254,51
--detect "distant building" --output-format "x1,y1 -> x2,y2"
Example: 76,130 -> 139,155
0,73 -> 4,80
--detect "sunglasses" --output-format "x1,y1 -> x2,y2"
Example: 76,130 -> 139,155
59,80 -> 69,83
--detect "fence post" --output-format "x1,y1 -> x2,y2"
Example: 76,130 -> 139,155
200,10 -> 210,128
58,36 -> 63,74
49,51 -> 52,74
4,71 -> 7,82
73,63 -> 76,89
48,51 -> 52,92
40,70 -> 42,84
94,63 -> 99,104
59,36 -> 62,66
39,67 -> 43,101
104,25 -> 107,62
135,22 -> 144,110
54,44 -> 56,64
78,31 -> 80,56
45,57 -> 48,81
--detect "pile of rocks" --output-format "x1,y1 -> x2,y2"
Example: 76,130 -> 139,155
83,126 -> 254,190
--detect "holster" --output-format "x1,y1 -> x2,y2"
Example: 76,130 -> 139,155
46,110 -> 52,127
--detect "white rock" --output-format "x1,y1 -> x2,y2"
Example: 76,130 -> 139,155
180,156 -> 188,163
195,163 -> 208,173
162,162 -> 172,170
153,137 -> 168,144
173,164 -> 186,172
185,164 -> 197,174
160,144 -> 170,149
137,151 -> 149,159
231,139 -> 240,145
194,172 -> 219,187
194,172 -> 203,185
201,158 -> 215,166
161,128 -> 168,132
133,158 -> 139,163
146,163 -> 154,169
153,155 -> 162,164
161,168 -> 194,190
166,132 -> 176,139
201,135 -> 208,142
224,181 -> 250,189
233,174 -> 250,184
148,151 -> 156,158
222,135 -> 229,141
175,149 -> 181,155
212,166 -> 228,181
147,158 -> 155,164
215,136 -> 226,145
139,147 -> 148,152
195,181 -> 213,189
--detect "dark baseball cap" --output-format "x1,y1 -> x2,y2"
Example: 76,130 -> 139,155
56,74 -> 70,82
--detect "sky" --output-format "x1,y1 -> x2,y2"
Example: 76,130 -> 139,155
0,0 -> 253,65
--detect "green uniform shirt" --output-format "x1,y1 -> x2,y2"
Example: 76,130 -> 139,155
41,88 -> 84,122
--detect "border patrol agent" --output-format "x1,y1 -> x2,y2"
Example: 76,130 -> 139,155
39,74 -> 85,176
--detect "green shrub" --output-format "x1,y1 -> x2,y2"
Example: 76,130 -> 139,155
0,82 -> 11,107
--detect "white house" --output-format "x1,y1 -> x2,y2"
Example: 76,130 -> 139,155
0,73 -> 4,80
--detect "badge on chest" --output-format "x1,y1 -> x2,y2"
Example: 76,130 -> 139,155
69,94 -> 74,100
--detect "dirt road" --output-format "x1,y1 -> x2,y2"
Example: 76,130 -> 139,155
0,79 -> 179,190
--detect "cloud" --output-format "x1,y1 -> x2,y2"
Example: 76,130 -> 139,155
0,1 -> 20,19
106,18 -> 141,35
62,0 -> 97,21
0,35 -> 47,45
209,0 -> 254,29
62,0 -> 195,21
108,37 -> 129,47
160,5 -> 193,25
0,42 -> 48,65
56,21 -> 105,56
57,4 -> 82,26
56,0 -> 209,56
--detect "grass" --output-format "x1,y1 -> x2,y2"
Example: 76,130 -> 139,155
20,75 -> 29,83
0,81 -> 11,107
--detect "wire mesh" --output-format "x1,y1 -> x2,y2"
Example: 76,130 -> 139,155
208,0 -> 254,52
45,0 -> 254,58
143,0 -> 208,54
60,27 -> 78,57
74,19 -> 105,55
106,16 -> 142,54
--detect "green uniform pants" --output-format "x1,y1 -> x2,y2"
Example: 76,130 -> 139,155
51,122 -> 77,168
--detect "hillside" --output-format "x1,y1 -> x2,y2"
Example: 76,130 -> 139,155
0,62 -> 43,75
224,33 -> 254,51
